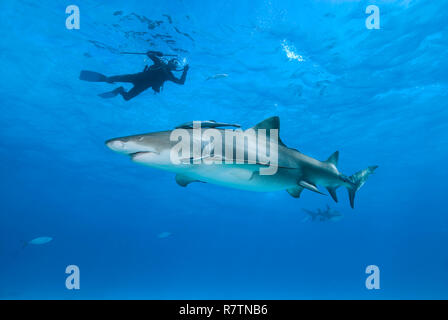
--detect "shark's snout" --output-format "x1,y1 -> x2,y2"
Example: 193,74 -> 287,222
106,139 -> 127,152
105,135 -> 162,161
105,137 -> 148,154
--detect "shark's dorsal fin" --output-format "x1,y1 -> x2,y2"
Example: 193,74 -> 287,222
250,116 -> 286,147
325,151 -> 339,166
175,174 -> 204,187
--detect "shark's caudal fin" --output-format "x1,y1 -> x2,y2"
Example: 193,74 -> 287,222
346,165 -> 378,209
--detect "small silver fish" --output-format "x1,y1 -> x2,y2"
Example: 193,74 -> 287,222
206,73 -> 228,80
157,232 -> 172,239
24,236 -> 53,247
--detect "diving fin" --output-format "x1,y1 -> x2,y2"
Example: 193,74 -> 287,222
98,87 -> 124,99
80,70 -> 108,82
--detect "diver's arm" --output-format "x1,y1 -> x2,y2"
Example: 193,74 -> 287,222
146,51 -> 163,65
169,65 -> 189,85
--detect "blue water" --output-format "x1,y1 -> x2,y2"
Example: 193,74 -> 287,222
1,0 -> 447,299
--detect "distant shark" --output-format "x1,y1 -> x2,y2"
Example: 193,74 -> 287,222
106,117 -> 377,208
303,205 -> 343,222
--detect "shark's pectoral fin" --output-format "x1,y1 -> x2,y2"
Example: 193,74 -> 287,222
287,186 -> 304,198
288,181 -> 325,198
326,187 -> 338,202
175,174 -> 204,187
299,181 -> 326,195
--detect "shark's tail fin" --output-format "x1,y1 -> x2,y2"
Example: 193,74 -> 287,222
346,165 -> 378,209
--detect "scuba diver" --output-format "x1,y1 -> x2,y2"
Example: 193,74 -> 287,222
79,51 -> 189,101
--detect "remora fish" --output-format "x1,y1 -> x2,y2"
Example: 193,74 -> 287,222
175,120 -> 240,129
105,117 -> 377,208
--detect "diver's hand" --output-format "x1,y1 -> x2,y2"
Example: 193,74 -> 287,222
146,50 -> 163,57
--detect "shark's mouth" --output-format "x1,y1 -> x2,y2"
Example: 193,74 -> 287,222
130,151 -> 159,160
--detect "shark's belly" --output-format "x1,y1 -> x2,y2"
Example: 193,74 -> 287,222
182,165 -> 298,192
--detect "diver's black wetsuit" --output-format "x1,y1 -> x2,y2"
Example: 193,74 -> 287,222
102,53 -> 188,101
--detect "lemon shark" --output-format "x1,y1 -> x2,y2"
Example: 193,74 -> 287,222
105,116 -> 377,208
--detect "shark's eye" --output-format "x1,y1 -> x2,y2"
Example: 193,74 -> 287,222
122,138 -> 129,142
137,136 -> 144,141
